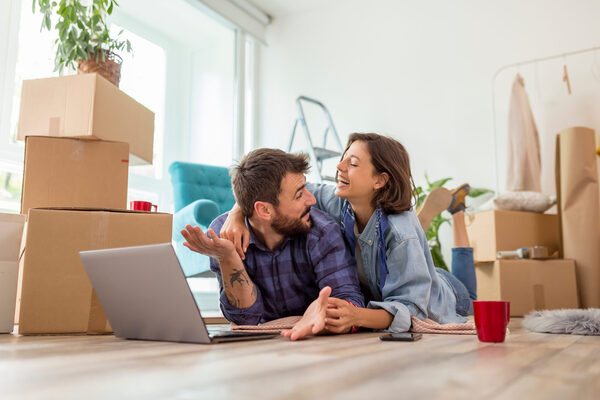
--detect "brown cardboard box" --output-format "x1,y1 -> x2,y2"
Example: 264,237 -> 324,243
476,259 -> 578,316
21,136 -> 129,215
0,213 -> 26,333
17,73 -> 154,165
18,208 -> 172,334
466,210 -> 559,262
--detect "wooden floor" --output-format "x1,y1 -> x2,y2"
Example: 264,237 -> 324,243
1,318 -> 599,400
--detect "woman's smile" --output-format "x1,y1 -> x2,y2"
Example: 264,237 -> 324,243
336,175 -> 350,189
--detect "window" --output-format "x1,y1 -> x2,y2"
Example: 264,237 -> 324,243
0,165 -> 22,213
2,0 -> 252,214
8,0 -> 58,145
244,38 -> 256,154
189,23 -> 236,167
1,0 -> 259,311
0,0 -> 56,214
112,24 -> 166,180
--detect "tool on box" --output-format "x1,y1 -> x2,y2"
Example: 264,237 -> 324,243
497,246 -> 549,260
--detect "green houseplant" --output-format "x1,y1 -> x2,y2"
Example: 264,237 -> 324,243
33,0 -> 131,86
414,174 -> 492,271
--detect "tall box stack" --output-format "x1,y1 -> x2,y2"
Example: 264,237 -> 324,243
11,73 -> 171,335
466,210 -> 579,316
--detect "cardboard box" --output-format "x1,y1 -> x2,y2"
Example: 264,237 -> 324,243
21,136 -> 129,215
18,208 -> 172,334
466,210 -> 559,262
0,213 -> 26,333
476,259 -> 579,316
17,73 -> 154,165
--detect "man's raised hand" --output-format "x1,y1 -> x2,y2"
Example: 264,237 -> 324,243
181,225 -> 237,261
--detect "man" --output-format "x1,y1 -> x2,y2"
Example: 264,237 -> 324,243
181,148 -> 364,336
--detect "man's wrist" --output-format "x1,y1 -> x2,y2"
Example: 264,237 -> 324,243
218,250 -> 242,266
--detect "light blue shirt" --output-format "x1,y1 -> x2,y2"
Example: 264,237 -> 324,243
308,183 -> 468,332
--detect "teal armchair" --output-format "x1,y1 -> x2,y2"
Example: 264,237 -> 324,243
169,161 -> 236,277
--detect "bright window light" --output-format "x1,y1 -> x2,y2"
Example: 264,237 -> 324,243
9,0 -> 58,144
189,27 -> 235,167
112,24 -> 166,179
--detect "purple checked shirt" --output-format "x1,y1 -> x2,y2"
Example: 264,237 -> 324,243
209,208 -> 365,325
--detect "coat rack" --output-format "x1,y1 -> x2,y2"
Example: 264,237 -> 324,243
491,45 -> 600,193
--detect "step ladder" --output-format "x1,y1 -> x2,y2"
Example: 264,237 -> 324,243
287,96 -> 344,183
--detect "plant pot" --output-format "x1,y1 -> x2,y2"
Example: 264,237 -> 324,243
77,52 -> 122,87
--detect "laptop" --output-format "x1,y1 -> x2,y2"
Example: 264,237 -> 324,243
79,243 -> 277,344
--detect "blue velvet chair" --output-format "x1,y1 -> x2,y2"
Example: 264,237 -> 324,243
169,161 -> 236,277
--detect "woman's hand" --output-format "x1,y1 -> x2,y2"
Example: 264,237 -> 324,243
324,297 -> 360,333
219,204 -> 250,260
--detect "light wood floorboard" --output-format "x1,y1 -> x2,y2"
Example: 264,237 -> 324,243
1,318 -> 599,399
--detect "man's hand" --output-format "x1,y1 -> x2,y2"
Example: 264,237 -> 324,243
324,297 -> 359,333
181,225 -> 236,261
281,286 -> 331,341
219,204 -> 250,260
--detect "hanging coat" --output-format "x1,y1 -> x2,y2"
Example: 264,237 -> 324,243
506,74 -> 542,192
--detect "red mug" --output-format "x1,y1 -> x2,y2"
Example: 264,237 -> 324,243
129,201 -> 157,212
473,301 -> 510,343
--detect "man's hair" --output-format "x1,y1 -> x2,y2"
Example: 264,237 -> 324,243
340,133 -> 416,214
231,148 -> 310,217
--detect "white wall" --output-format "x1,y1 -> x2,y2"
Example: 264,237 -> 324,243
256,0 -> 600,194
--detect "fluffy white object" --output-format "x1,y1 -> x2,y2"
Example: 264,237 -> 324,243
523,309 -> 600,336
493,191 -> 556,213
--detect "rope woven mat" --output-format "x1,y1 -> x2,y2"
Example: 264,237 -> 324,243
231,316 -> 301,333
409,317 -> 476,335
230,315 -> 478,335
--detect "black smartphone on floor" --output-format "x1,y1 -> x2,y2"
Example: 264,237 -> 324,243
379,333 -> 422,342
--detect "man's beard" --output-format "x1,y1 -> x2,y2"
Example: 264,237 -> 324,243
271,206 -> 312,236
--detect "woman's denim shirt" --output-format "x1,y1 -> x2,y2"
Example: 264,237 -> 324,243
308,183 -> 468,332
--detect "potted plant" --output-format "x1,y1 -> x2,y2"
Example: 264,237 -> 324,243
33,0 -> 132,87
414,174 -> 493,271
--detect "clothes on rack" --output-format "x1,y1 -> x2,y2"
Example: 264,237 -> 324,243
506,74 -> 542,192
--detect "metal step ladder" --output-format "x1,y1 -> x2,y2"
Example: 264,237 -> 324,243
287,96 -> 343,183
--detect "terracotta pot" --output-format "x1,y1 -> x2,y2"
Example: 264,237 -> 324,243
77,51 -> 122,87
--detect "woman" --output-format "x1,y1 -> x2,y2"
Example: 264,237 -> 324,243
222,133 -> 476,335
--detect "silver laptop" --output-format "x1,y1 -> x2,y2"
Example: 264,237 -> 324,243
79,243 -> 277,344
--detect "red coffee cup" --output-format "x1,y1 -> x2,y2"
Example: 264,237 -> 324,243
129,201 -> 157,212
473,301 -> 510,343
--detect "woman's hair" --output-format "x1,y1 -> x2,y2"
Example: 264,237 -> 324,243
341,133 -> 416,214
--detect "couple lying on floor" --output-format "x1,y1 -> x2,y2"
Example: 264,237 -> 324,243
181,133 -> 477,340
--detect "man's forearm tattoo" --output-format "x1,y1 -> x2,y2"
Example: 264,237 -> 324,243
224,267 -> 258,308
229,268 -> 250,287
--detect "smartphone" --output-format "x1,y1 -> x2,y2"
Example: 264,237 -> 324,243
379,333 -> 422,342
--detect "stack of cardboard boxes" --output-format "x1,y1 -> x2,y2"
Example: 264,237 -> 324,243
467,209 -> 579,316
13,73 -> 173,334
